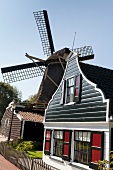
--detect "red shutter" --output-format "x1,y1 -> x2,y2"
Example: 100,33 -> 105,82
91,150 -> 101,162
74,74 -> 81,102
45,141 -> 50,151
44,130 -> 51,154
64,131 -> 70,142
92,133 -> 101,147
64,145 -> 69,156
89,132 -> 104,169
63,131 -> 71,160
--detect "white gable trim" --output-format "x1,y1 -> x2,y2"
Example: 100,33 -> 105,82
75,54 -> 110,122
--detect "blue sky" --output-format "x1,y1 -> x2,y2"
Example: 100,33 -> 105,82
0,0 -> 113,101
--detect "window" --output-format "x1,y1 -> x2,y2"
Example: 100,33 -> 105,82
60,74 -> 81,104
44,129 -> 51,155
53,130 -> 71,160
66,78 -> 75,103
74,131 -> 104,167
74,131 -> 91,165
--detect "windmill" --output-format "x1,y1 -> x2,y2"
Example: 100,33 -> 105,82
1,10 -> 94,109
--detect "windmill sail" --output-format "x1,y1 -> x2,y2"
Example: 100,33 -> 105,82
1,62 -> 46,83
33,10 -> 55,57
73,46 -> 94,61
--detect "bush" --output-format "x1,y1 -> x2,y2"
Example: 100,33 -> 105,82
16,141 -> 34,151
27,151 -> 43,159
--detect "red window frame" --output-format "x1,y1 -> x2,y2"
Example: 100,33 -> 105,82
44,129 -> 51,155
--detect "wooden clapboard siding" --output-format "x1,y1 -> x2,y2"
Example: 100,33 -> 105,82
1,107 -> 21,139
10,114 -> 21,139
1,107 -> 13,137
45,56 -> 107,122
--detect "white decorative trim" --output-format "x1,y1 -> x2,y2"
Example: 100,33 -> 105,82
13,110 -> 23,121
16,114 -> 23,121
76,54 -> 110,122
44,121 -> 109,131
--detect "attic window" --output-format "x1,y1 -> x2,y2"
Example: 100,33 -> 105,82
66,77 -> 75,103
60,74 -> 81,104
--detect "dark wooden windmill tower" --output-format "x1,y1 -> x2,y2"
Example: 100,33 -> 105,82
1,10 -> 94,110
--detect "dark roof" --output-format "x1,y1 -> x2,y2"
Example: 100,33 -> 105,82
79,62 -> 113,99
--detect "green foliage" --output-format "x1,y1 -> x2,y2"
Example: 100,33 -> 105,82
97,160 -> 109,170
0,81 -> 22,119
15,141 -> 42,152
27,151 -> 43,159
21,94 -> 37,108
28,94 -> 37,103
16,141 -> 34,151
97,151 -> 113,170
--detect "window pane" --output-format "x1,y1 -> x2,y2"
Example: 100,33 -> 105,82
55,139 -> 63,157
75,151 -> 79,161
87,132 -> 91,142
75,141 -> 79,151
83,132 -> 87,141
67,87 -> 74,95
67,78 -> 74,87
59,131 -> 63,139
79,131 -> 82,141
75,131 -> 79,140
79,142 -> 83,151
54,131 -> 57,138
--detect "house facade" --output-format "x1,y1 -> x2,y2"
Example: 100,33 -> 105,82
43,51 -> 113,170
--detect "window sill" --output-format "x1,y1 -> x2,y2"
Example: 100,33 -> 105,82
64,102 -> 75,106
69,162 -> 91,170
49,155 -> 64,163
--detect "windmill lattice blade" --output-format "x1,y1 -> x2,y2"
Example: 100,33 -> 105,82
33,10 -> 55,57
1,62 -> 46,83
73,46 -> 93,57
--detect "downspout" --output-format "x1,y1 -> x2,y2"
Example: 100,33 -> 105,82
21,120 -> 25,140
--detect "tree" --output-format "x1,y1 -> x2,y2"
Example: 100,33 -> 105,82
21,94 -> 37,108
28,94 -> 37,103
0,81 -> 22,119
